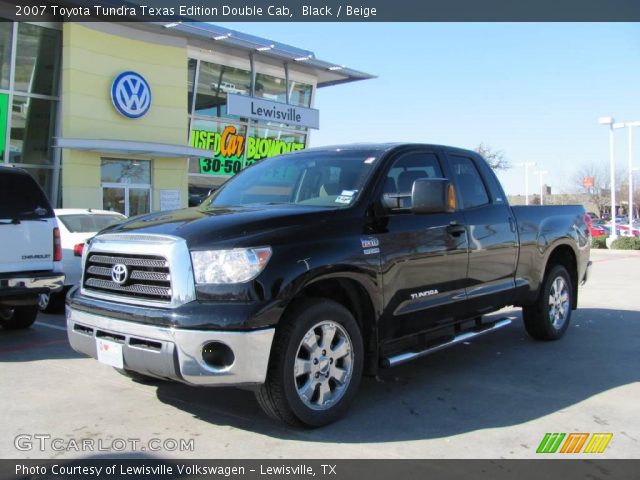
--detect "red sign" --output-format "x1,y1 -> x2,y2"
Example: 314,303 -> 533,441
582,176 -> 594,188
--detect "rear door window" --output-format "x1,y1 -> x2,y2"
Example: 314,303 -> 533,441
448,155 -> 490,209
0,169 -> 53,219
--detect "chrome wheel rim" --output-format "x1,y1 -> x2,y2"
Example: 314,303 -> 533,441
294,320 -> 354,411
38,293 -> 50,311
548,276 -> 570,329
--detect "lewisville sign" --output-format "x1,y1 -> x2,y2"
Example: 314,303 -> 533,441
227,94 -> 319,129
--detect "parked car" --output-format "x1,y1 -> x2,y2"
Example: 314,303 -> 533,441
0,166 -> 64,329
38,209 -> 126,312
618,224 -> 640,237
67,144 -> 591,426
585,214 -> 605,237
601,223 -> 640,238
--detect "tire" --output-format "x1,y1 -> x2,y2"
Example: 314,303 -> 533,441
0,305 -> 39,330
114,368 -> 160,384
39,291 -> 66,314
523,264 -> 573,340
255,298 -> 364,427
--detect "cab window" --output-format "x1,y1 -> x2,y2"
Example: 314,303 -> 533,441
449,155 -> 490,209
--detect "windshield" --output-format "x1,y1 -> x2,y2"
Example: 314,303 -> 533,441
204,149 -> 379,208
58,214 -> 125,233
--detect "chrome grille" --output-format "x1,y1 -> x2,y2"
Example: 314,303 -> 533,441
83,252 -> 172,302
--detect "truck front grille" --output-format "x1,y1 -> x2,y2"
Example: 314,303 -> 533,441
83,253 -> 172,302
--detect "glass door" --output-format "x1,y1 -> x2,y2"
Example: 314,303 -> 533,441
102,186 -> 126,215
101,158 -> 152,218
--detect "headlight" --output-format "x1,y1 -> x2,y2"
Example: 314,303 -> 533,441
190,247 -> 272,284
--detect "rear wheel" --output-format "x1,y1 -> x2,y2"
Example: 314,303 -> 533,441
255,298 -> 363,427
523,264 -> 573,340
0,305 -> 39,330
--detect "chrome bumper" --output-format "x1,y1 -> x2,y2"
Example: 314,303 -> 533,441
66,307 -> 275,386
0,272 -> 64,294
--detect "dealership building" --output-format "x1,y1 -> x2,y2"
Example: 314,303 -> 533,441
0,21 -> 372,215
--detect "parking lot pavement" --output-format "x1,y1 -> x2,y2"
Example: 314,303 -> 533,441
1,249 -> 639,459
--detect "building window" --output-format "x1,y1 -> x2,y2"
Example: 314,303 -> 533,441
255,72 -> 287,104
101,158 -> 151,217
245,125 -> 306,168
187,58 -> 196,114
0,22 -> 61,205
14,23 -> 61,96
189,118 -> 247,177
10,95 -> 57,165
288,80 -> 312,107
0,22 -> 12,90
186,55 -> 312,196
194,60 -> 251,118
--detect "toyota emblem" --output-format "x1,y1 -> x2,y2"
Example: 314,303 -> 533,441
111,264 -> 129,285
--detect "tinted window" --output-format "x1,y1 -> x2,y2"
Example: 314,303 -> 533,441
385,152 -> 443,208
0,169 -> 53,219
449,155 -> 490,209
58,214 -> 125,233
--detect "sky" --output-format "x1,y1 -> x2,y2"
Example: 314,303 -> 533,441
220,22 -> 640,195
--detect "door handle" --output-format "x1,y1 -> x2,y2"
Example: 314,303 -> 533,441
508,217 -> 516,233
447,224 -> 466,237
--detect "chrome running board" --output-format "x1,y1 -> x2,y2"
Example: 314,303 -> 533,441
382,318 -> 514,368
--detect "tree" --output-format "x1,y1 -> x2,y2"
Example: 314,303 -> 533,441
475,143 -> 510,170
572,162 -> 626,217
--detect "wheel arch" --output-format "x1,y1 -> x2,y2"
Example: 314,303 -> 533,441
281,273 -> 380,376
542,242 -> 579,309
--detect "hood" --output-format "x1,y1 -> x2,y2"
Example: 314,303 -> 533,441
101,204 -> 339,249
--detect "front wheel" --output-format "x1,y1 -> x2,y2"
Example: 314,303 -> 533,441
255,298 -> 363,427
523,264 -> 573,340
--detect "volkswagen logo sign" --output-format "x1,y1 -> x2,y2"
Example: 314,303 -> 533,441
111,264 -> 129,285
111,71 -> 152,119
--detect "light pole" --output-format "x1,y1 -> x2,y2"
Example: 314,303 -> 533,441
625,122 -> 640,232
516,162 -> 537,205
632,167 -> 640,227
535,170 -> 549,205
598,117 -> 625,240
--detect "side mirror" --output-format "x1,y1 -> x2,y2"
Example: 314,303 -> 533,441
411,178 -> 456,214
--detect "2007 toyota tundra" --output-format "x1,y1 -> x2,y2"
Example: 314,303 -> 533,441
67,144 -> 591,427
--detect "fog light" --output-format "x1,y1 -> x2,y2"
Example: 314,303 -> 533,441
202,341 -> 235,370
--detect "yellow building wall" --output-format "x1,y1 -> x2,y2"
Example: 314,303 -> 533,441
61,23 -> 188,211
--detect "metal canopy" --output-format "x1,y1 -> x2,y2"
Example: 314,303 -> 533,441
54,138 -> 215,159
154,22 -> 376,88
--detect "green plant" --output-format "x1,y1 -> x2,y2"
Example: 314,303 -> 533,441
610,237 -> 640,250
591,236 -> 607,249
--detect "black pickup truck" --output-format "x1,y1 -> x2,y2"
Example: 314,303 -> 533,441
67,143 -> 591,427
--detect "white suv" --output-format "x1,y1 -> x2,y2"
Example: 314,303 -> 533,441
0,166 -> 65,329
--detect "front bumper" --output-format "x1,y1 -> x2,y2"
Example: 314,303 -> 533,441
67,307 -> 275,386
